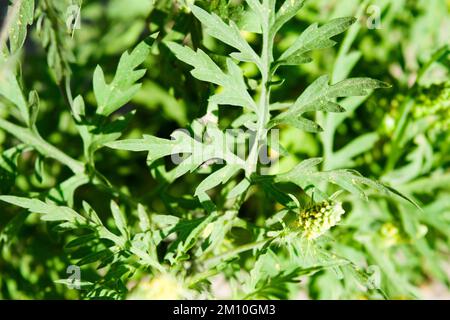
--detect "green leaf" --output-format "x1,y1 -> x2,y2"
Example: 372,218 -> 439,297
167,42 -> 257,111
108,127 -> 245,171
258,179 -> 299,209
244,248 -> 321,299
110,201 -> 129,239
269,75 -> 389,131
190,5 -> 260,65
73,95 -> 135,158
0,57 -> 29,125
0,118 -> 84,173
166,42 -> 223,84
35,0 -> 75,83
271,0 -> 306,35
275,160 -> 419,207
82,201 -> 103,226
137,204 -> 150,232
152,214 -> 180,228
277,52 -> 312,66
0,145 -> 25,193
0,211 -> 28,246
27,90 -> 39,128
227,178 -> 251,199
270,116 -> 323,133
0,195 -> 88,227
279,17 -> 357,64
7,0 -> 35,54
94,40 -> 150,116
33,154 -> 44,183
165,213 -> 218,264
109,126 -> 246,202
195,164 -> 241,198
238,5 -> 262,33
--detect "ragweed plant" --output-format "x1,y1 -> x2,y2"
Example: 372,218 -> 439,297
0,0 -> 448,300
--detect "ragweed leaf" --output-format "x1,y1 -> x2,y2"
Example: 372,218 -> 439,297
270,115 -> 323,133
271,0 -> 307,35
278,17 -> 357,65
110,201 -> 129,240
108,127 -> 245,168
195,164 -> 241,198
107,126 -> 245,200
269,75 -> 390,130
74,82 -> 135,159
244,248 -> 321,299
165,213 -> 218,264
167,42 -> 257,111
7,0 -> 35,54
0,145 -> 25,193
190,4 -> 260,65
274,159 -> 419,207
94,40 -> 151,116
0,56 -> 29,125
0,195 -> 88,227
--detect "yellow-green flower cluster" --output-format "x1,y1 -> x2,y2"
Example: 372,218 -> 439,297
379,222 -> 401,248
298,200 -> 345,240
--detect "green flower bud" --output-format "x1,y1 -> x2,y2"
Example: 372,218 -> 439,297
297,200 -> 345,240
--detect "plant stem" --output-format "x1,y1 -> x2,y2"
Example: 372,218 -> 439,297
0,117 -> 84,173
246,12 -> 272,176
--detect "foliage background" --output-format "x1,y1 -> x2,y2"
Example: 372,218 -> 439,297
0,0 -> 449,299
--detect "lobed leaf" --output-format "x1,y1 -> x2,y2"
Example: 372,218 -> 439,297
269,75 -> 390,131
275,160 -> 419,207
94,40 -> 151,116
110,201 -> 129,240
0,57 -> 29,125
0,195 -> 88,226
190,5 -> 260,66
271,0 -> 307,36
167,42 -> 257,111
279,17 -> 357,64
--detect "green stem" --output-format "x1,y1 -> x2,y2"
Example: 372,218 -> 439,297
0,117 -> 84,173
246,14 -> 272,176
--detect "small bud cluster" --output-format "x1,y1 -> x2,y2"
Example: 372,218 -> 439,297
381,81 -> 449,137
298,200 -> 345,240
379,222 -> 401,247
